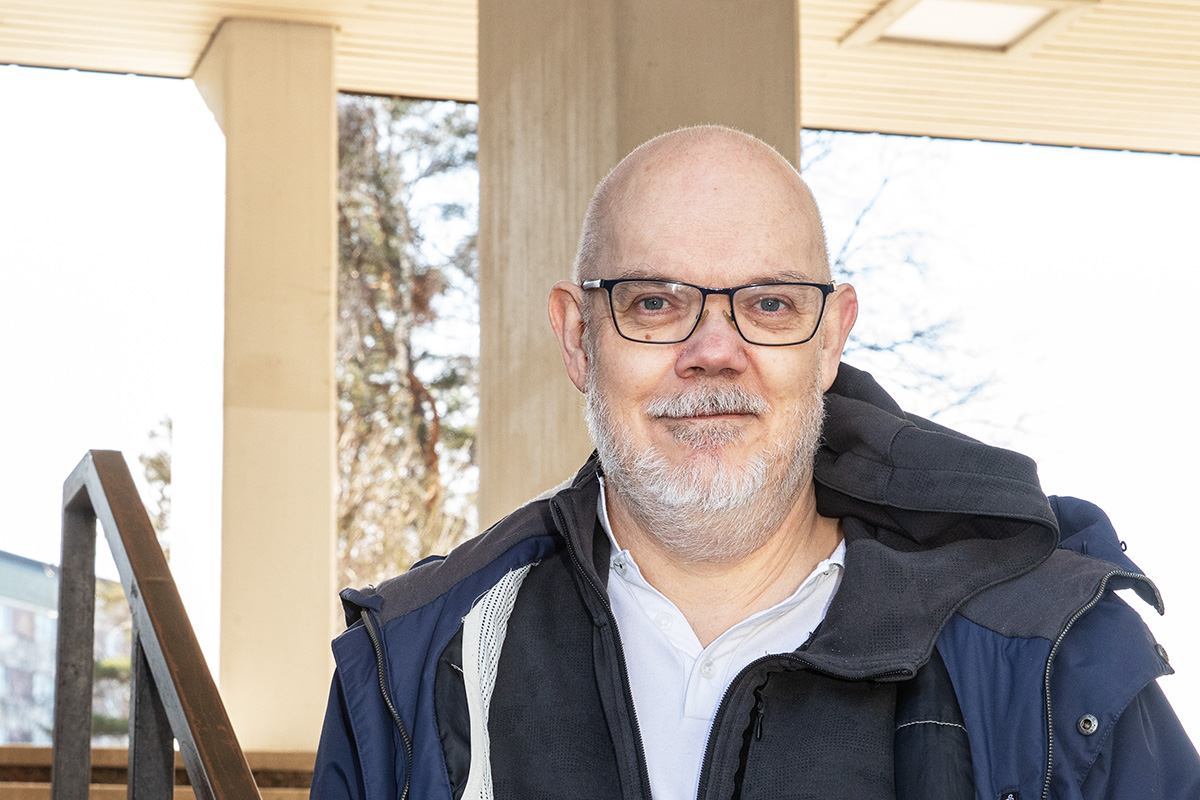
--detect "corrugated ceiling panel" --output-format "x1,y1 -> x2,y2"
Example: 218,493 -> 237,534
0,0 -> 1195,152
800,0 -> 1199,153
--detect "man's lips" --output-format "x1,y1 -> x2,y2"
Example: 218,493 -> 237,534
656,412 -> 755,422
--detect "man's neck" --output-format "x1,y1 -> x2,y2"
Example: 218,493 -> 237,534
605,485 -> 842,648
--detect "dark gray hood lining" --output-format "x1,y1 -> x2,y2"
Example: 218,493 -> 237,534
803,364 -> 1059,677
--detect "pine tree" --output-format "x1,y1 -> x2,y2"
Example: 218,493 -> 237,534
336,96 -> 479,587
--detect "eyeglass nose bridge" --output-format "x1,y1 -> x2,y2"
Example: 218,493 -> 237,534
686,286 -> 748,343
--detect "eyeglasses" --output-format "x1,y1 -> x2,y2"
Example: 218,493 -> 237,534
581,278 -> 835,346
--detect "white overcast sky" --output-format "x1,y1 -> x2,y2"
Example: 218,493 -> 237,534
1,64 -> 1198,737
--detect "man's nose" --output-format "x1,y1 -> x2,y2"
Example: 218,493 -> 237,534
674,301 -> 750,378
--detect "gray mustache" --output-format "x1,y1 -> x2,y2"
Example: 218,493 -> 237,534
646,385 -> 771,418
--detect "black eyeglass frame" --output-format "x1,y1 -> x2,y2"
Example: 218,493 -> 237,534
581,277 -> 836,347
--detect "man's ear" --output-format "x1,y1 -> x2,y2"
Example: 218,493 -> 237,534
548,281 -> 589,393
818,283 -> 858,392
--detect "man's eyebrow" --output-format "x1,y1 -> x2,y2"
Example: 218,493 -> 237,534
610,267 -> 826,284
614,267 -> 668,280
770,269 -> 824,283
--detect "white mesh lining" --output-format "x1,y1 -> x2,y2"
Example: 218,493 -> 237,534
460,564 -> 532,800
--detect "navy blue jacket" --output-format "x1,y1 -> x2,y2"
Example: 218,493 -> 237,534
312,367 -> 1200,799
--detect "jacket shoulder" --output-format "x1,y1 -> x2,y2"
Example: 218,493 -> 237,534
958,495 -> 1162,640
317,472 -> 597,800
336,456 -> 602,629
937,496 -> 1179,799
339,494 -> 562,628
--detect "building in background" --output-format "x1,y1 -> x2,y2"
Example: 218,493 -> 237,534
0,549 -> 131,745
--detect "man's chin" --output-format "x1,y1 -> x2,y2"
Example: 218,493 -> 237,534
661,420 -> 747,450
655,437 -> 735,461
649,444 -> 755,485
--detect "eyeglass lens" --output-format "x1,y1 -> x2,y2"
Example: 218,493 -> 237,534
608,281 -> 825,345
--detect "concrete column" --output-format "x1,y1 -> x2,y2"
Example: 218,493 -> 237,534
193,18 -> 337,751
478,0 -> 801,525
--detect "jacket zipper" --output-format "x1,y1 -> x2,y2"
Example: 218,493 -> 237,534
551,500 -> 655,800
552,497 -> 919,800
752,690 -> 766,741
694,653 -> 911,799
1040,569 -> 1157,800
360,608 -> 414,800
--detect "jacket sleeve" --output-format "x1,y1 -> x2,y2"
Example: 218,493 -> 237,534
1080,680 -> 1200,799
310,672 -> 368,800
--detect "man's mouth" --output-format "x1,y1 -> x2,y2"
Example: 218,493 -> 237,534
645,385 -> 771,421
644,387 -> 770,450
661,411 -> 752,422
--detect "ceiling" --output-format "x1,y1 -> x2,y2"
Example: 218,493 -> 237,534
1,0 -> 1197,155
801,0 -> 1200,154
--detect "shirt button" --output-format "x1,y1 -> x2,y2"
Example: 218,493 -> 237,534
612,558 -> 625,572
700,660 -> 715,678
654,613 -> 672,631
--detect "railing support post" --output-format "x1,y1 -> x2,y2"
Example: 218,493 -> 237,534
128,628 -> 175,798
52,451 -> 262,800
51,501 -> 98,800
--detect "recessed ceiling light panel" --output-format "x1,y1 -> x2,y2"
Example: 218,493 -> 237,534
884,0 -> 1052,48
840,0 -> 1096,55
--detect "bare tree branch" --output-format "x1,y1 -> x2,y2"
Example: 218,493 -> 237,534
801,129 -> 990,418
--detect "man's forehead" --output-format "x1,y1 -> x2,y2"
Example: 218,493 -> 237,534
602,173 -> 825,285
620,155 -> 787,206
575,126 -> 830,285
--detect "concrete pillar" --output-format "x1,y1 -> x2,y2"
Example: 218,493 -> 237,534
478,0 -> 801,525
192,18 -> 337,751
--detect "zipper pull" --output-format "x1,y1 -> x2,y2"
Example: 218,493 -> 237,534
753,694 -> 766,741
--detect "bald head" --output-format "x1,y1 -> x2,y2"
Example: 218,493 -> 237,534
572,126 -> 830,284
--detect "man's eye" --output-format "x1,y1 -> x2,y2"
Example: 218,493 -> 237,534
755,297 -> 789,313
636,296 -> 670,312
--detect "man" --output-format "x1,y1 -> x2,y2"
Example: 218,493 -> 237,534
311,126 -> 1199,799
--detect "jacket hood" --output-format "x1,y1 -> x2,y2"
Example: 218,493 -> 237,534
816,363 -> 1058,544
802,363 -> 1060,678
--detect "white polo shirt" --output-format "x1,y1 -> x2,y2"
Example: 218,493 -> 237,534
597,478 -> 845,800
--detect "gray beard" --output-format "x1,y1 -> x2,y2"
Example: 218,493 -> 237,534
584,370 -> 826,564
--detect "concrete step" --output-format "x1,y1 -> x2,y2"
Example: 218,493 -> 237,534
0,746 -> 314,798
0,783 -> 307,799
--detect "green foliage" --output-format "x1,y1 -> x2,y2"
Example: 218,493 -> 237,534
337,95 -> 480,587
139,416 -> 172,554
92,652 -> 132,744
91,713 -> 130,737
94,655 -> 131,682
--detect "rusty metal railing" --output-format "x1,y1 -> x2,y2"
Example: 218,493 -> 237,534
53,450 -> 261,799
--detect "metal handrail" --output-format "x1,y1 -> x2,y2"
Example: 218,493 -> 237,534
52,450 -> 261,799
